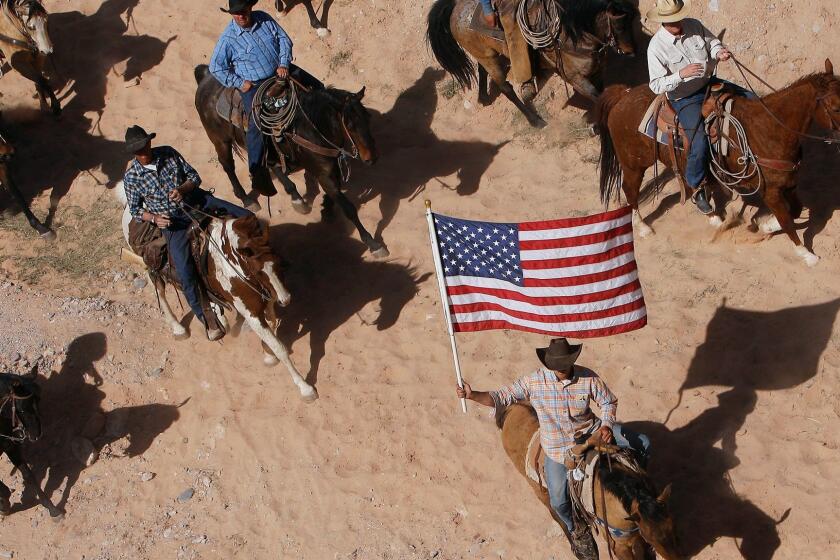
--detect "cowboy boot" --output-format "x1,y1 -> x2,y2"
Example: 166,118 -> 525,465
570,525 -> 599,560
691,186 -> 714,215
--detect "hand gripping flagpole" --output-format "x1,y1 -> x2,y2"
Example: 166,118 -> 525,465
425,200 -> 467,413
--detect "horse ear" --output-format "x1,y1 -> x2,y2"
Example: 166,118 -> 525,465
355,86 -> 366,100
657,483 -> 673,504
826,58 -> 834,75
606,2 -> 626,18
25,365 -> 38,380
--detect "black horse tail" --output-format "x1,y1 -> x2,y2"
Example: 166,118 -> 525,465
426,0 -> 475,89
194,64 -> 211,85
595,85 -> 628,206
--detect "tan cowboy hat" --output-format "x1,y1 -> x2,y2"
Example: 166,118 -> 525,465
536,338 -> 582,371
646,0 -> 692,23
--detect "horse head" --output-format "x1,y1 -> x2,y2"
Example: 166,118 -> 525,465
228,215 -> 292,307
0,367 -> 42,442
813,58 -> 840,138
339,87 -> 378,165
15,0 -> 52,55
625,484 -> 684,560
603,0 -> 638,56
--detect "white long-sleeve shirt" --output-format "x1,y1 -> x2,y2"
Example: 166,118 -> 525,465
647,18 -> 724,100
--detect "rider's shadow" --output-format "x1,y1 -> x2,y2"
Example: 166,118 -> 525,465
628,297 -> 840,560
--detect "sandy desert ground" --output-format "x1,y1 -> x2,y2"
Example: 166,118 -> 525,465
0,0 -> 838,559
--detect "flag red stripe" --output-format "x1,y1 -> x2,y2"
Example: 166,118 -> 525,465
519,222 -> 633,251
518,206 -> 632,231
452,316 -> 649,338
450,298 -> 646,323
446,280 -> 642,305
521,241 -> 635,270
523,261 -> 637,288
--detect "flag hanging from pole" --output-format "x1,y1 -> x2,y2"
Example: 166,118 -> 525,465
430,206 -> 647,338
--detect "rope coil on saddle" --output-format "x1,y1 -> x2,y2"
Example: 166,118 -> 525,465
516,0 -> 563,49
251,77 -> 300,137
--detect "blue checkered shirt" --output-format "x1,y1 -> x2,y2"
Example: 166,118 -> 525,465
209,10 -> 293,90
122,146 -> 202,221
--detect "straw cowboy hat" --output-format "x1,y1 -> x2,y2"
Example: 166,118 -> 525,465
646,0 -> 692,23
220,0 -> 258,13
124,125 -> 155,153
536,338 -> 582,371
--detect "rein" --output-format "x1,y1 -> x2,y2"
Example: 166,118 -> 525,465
0,389 -> 33,442
0,0 -> 38,52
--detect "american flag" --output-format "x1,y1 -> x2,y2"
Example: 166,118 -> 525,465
431,206 -> 647,338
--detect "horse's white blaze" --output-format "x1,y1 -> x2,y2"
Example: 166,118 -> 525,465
262,261 -> 290,306
794,245 -> 820,267
760,216 -> 783,234
30,16 -> 52,54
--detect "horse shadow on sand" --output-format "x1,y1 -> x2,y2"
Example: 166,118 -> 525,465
15,332 -> 181,514
326,67 -> 506,241
1,0 -> 175,229
268,221 -> 431,387
626,297 -> 840,560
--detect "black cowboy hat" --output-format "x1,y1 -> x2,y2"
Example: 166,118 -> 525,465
536,338 -> 582,371
124,125 -> 155,153
220,0 -> 258,13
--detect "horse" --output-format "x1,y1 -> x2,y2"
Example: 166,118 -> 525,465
275,0 -> 333,37
0,0 -> 60,116
0,369 -> 63,518
0,119 -> 55,239
595,59 -> 840,267
193,65 -> 389,258
427,0 -> 638,127
498,404 -> 681,560
115,183 -> 318,402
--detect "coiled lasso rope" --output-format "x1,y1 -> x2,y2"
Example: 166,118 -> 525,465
251,77 -> 300,136
706,112 -> 762,198
516,0 -> 563,49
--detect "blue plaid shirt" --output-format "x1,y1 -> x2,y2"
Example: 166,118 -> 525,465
122,146 -> 202,221
480,0 -> 493,14
209,10 -> 293,90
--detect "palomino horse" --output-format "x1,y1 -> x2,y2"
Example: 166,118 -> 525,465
498,404 -> 681,560
0,369 -> 63,518
596,59 -> 840,267
275,0 -> 333,37
193,65 -> 389,258
0,120 -> 55,238
0,0 -> 60,115
427,0 -> 638,127
116,184 -> 318,402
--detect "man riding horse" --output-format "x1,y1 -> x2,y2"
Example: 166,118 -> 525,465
122,125 -> 253,341
209,0 -> 322,196
456,338 -> 650,560
479,0 -> 536,102
646,0 -> 753,215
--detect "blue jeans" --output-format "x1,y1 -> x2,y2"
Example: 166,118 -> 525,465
544,423 -> 651,532
669,78 -> 756,188
162,192 -> 253,322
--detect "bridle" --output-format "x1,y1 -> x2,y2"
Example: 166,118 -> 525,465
0,387 -> 35,442
0,0 -> 41,53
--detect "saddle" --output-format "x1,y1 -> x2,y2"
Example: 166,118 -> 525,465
215,87 -> 248,132
468,1 -> 506,42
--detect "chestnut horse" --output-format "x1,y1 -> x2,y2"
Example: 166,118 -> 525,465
498,404 -> 681,560
427,0 -> 638,127
116,183 -> 317,402
0,0 -> 60,115
596,59 -> 840,267
0,120 -> 55,238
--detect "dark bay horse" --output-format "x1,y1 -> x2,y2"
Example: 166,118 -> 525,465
0,0 -> 60,115
0,370 -> 63,518
193,65 -> 388,258
498,404 -> 681,560
0,120 -> 55,239
427,0 -> 638,127
596,59 -> 840,267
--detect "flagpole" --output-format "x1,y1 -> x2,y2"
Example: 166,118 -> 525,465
425,200 -> 467,414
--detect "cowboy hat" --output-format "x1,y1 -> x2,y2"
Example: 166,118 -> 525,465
220,0 -> 258,13
646,0 -> 692,23
536,338 -> 582,371
124,125 -> 155,153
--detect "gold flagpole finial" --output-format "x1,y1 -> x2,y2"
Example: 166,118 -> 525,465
425,200 -> 432,210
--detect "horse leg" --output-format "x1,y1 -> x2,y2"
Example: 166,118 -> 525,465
321,193 -> 335,222
4,445 -> 62,518
270,166 -> 311,214
560,53 -> 600,103
764,186 -> 818,266
480,54 -> 546,128
211,302 -> 228,332
31,55 -> 60,117
0,165 -> 55,240
212,138 -> 260,212
784,187 -> 804,219
235,300 -> 317,401
0,479 -> 10,515
623,168 -> 654,238
320,167 -> 389,258
477,64 -> 491,106
152,274 -> 189,338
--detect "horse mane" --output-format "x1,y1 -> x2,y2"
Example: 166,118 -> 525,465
300,86 -> 355,114
598,461 -> 666,522
763,71 -> 840,102
558,0 -> 637,44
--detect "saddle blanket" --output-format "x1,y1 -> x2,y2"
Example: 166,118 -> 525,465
216,87 -> 248,132
637,93 -> 735,155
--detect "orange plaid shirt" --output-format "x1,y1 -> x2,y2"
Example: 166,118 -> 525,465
490,366 -> 617,462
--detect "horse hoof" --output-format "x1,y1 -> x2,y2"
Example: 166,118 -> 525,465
301,387 -> 319,403
172,329 -> 189,340
292,199 -> 312,215
795,245 -> 820,267
529,117 -> 548,129
708,216 -> 724,229
245,200 -> 262,213
370,246 -> 390,259
316,27 -> 330,38
263,354 -> 279,367
50,511 -> 65,522
39,230 -> 57,241
760,216 -> 782,234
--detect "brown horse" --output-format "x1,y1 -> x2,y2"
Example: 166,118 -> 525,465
0,119 -> 54,238
596,59 -> 840,267
427,0 -> 638,127
0,0 -> 60,115
498,404 -> 681,560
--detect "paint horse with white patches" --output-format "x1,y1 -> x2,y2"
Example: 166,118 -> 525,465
116,183 -> 317,402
